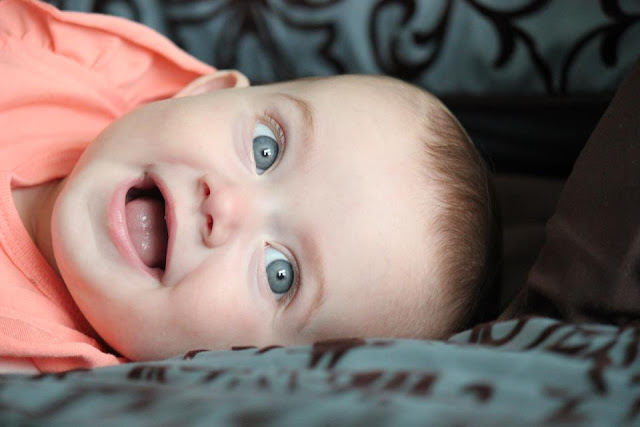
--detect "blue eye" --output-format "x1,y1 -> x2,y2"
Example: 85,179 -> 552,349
265,247 -> 294,300
253,122 -> 279,174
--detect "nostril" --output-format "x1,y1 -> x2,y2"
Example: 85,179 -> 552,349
203,182 -> 211,197
206,214 -> 213,233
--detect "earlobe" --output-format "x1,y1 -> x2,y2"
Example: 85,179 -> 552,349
175,70 -> 250,98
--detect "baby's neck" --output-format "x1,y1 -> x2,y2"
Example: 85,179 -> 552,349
12,179 -> 65,276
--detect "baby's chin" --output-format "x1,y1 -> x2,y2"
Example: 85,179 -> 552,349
108,336 -> 211,362
86,318 -> 174,362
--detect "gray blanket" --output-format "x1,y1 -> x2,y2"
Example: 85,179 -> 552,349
1,317 -> 638,426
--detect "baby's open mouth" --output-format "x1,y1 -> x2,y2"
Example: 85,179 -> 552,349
125,180 -> 168,272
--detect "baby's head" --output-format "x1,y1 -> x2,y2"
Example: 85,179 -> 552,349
49,72 -> 497,360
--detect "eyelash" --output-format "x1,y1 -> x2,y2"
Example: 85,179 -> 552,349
264,114 -> 286,147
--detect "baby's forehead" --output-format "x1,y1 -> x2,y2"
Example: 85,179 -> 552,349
251,76 -> 449,181
266,74 -> 427,104
269,75 -> 437,132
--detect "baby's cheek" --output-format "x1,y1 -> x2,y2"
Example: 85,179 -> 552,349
168,272 -> 269,349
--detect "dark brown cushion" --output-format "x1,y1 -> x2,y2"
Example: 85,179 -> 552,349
501,59 -> 640,325
494,174 -> 564,311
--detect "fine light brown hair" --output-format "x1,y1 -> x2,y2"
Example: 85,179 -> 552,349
417,91 -> 501,334
380,76 -> 501,335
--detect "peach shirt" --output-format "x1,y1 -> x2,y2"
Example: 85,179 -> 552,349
0,0 -> 214,372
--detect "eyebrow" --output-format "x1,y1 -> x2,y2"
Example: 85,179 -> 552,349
297,226 -> 326,333
273,93 -> 326,332
277,92 -> 314,132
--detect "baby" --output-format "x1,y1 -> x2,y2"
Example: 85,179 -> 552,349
0,0 -> 497,372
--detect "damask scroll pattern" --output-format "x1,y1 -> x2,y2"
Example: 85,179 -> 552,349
47,0 -> 639,94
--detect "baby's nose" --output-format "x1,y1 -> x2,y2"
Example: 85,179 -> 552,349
200,175 -> 252,248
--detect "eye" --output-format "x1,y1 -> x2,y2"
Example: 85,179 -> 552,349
265,247 -> 294,300
253,122 -> 280,174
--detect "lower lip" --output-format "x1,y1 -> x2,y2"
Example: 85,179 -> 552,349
108,176 -> 163,280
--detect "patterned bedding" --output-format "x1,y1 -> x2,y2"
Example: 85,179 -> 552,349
2,317 -> 638,425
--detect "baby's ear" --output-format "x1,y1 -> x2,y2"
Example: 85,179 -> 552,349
174,70 -> 250,98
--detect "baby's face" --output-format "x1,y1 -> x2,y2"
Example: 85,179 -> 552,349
51,75 -> 444,360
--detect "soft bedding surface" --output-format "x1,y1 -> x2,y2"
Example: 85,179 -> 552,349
1,317 -> 638,426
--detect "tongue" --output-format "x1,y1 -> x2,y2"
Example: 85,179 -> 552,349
125,197 -> 168,268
